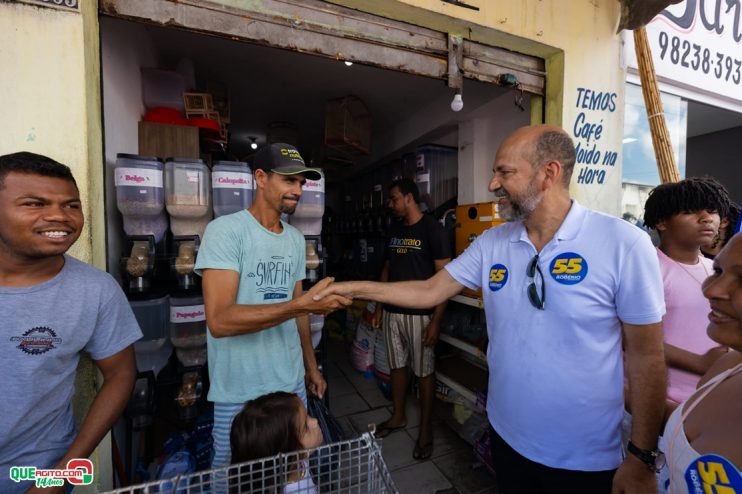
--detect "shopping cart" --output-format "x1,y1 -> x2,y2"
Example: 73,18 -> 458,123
103,431 -> 398,493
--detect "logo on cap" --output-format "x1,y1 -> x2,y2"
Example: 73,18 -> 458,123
280,147 -> 304,162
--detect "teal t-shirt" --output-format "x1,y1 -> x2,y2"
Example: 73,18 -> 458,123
195,210 -> 306,403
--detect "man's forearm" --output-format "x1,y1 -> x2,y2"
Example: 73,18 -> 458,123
664,343 -> 703,375
344,279 -> 445,309
209,298 -> 307,337
297,315 -> 319,373
57,370 -> 135,466
431,299 -> 448,324
626,351 -> 667,449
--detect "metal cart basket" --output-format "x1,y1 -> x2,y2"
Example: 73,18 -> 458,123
103,432 -> 398,494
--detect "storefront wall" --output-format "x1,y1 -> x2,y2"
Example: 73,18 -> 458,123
622,1 -> 742,202
0,0 -> 629,261
201,0 -> 627,213
328,0 -> 628,214
1,0 -> 626,489
0,1 -> 109,492
0,1 -> 105,267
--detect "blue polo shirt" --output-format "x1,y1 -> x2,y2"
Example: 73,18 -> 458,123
445,201 -> 665,471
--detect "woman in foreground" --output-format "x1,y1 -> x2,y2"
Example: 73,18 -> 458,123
659,233 -> 742,493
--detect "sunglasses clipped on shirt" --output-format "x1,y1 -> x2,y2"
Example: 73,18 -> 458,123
527,254 -> 546,310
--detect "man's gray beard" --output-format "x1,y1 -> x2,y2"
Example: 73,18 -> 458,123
279,204 -> 297,215
496,182 -> 543,222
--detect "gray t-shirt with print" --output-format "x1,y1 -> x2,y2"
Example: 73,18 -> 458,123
0,256 -> 142,494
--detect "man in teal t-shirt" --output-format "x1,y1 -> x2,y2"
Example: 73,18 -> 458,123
195,143 -> 351,469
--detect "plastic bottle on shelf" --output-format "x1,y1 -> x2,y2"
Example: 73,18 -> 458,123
169,293 -> 207,367
165,158 -> 213,241
212,160 -> 253,217
289,170 -> 324,235
114,154 -> 168,243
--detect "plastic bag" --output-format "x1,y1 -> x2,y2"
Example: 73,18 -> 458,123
350,303 -> 376,378
155,450 -> 195,493
373,325 -> 391,378
373,326 -> 392,400
307,396 -> 345,491
307,396 -> 345,444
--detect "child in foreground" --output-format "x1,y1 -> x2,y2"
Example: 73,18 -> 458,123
230,391 -> 323,493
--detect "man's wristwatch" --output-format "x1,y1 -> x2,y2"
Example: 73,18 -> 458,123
627,440 -> 666,472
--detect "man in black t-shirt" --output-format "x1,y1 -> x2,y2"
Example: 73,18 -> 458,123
372,178 -> 451,460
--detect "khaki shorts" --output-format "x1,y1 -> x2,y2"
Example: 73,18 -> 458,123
382,310 -> 436,378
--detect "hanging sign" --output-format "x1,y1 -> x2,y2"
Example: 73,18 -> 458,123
12,0 -> 79,11
623,1 -> 742,106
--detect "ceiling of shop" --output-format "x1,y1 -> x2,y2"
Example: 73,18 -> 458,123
687,100 -> 742,138
142,22 -> 509,178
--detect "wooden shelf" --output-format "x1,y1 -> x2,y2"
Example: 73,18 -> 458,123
439,334 -> 487,365
450,294 -> 483,308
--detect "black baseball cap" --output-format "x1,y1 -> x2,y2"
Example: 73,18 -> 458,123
252,143 -> 322,180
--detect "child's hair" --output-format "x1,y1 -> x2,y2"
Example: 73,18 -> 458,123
643,177 -> 731,230
724,201 -> 741,247
230,391 -> 304,492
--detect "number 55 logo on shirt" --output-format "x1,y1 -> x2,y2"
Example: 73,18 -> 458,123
685,454 -> 742,494
488,264 -> 509,291
550,253 -> 588,285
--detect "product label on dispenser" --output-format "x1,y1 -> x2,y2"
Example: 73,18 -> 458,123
213,171 -> 253,189
170,305 -> 206,323
303,177 -> 325,193
115,168 -> 163,188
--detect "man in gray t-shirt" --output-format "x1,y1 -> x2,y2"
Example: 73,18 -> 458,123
0,152 -> 141,494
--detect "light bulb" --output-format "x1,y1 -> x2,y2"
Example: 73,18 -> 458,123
450,93 -> 464,112
344,61 -> 353,66
251,142 -> 258,150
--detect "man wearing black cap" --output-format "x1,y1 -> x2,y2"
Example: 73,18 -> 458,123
195,143 -> 352,469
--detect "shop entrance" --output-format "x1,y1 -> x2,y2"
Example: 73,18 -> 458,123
100,4 -> 543,488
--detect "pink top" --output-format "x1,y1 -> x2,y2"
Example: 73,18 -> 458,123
657,248 -> 716,403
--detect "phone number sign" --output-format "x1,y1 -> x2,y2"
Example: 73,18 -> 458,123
623,1 -> 742,106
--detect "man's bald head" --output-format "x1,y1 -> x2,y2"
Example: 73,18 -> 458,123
502,125 -> 576,187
